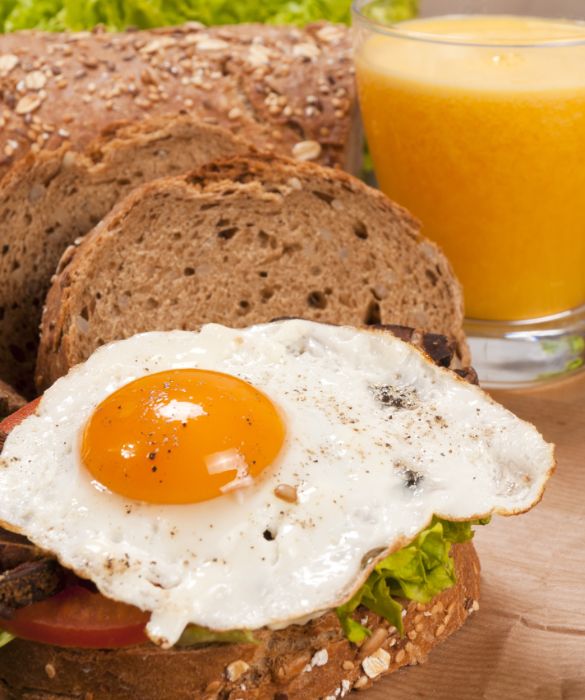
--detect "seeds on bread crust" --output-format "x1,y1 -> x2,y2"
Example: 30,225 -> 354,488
225,659 -> 250,681
292,140 -> 322,161
0,23 -> 355,178
358,626 -> 388,659
362,647 -> 391,679
0,542 -> 481,699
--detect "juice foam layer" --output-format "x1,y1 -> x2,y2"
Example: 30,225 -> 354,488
361,16 -> 585,91
356,15 -> 585,320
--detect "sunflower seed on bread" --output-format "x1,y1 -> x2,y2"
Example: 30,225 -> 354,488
0,541 -> 480,700
0,22 -> 357,181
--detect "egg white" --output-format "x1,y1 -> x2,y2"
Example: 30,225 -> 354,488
0,320 -> 554,647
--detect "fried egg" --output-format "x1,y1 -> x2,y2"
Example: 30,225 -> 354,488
0,320 -> 554,647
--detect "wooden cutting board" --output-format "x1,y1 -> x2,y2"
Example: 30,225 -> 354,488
368,374 -> 585,699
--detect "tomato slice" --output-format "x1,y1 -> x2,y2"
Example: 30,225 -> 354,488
1,400 -> 151,648
2,585 -> 150,648
0,397 -> 40,434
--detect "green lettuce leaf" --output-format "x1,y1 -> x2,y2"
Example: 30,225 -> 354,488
176,624 -> 257,646
361,0 -> 419,25
0,630 -> 15,649
0,0 -> 418,32
336,517 -> 488,644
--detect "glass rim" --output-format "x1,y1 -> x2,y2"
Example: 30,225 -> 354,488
351,2 -> 585,49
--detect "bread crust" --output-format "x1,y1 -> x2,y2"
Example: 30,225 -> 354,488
0,541 -> 480,700
36,155 -> 468,391
0,23 -> 356,181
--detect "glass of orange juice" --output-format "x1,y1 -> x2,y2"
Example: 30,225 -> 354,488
353,0 -> 585,386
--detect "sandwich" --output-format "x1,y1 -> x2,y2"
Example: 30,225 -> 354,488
0,319 -> 553,699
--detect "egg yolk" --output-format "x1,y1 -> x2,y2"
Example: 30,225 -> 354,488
81,369 -> 285,504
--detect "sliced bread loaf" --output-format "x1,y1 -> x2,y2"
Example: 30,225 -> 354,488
0,115 -> 253,395
0,23 -> 357,180
37,155 -> 467,390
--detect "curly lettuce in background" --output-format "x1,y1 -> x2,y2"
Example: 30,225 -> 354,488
0,0 -> 418,33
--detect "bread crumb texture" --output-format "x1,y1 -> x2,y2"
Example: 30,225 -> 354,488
36,155 -> 467,391
0,115 -> 253,395
0,541 -> 480,699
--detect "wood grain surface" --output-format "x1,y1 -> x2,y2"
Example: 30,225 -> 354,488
367,375 -> 585,699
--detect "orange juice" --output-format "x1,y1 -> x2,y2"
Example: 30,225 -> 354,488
355,16 -> 585,320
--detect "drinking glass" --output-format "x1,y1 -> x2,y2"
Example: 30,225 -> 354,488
353,0 -> 585,386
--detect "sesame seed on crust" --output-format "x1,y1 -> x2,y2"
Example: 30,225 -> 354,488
0,22 -> 356,182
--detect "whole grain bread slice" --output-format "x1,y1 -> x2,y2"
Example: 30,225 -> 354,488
0,115 -> 253,395
0,540 -> 480,700
36,155 -> 468,391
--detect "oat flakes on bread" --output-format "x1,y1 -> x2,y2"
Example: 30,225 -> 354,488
36,155 -> 467,390
0,22 -> 358,180
0,115 -> 253,395
0,542 -> 480,700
